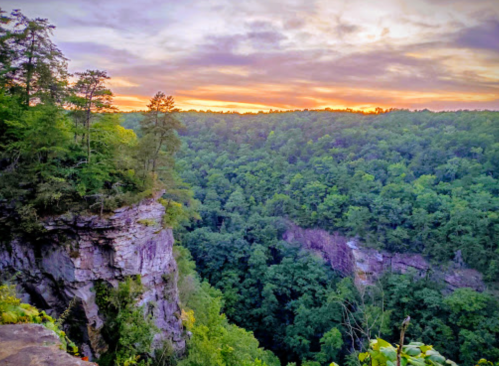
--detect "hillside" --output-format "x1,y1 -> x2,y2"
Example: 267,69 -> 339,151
121,109 -> 499,364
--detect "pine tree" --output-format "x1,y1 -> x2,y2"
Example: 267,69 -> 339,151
2,9 -> 68,105
70,70 -> 115,163
140,92 -> 183,178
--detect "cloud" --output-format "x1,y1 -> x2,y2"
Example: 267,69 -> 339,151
246,31 -> 287,49
4,0 -> 499,112
454,20 -> 499,52
60,42 -> 141,65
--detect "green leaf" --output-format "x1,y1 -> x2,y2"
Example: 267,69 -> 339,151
408,342 -> 424,346
381,347 -> 397,361
377,338 -> 392,348
404,346 -> 421,357
407,358 -> 425,366
359,352 -> 370,362
426,350 -> 445,363
1,311 -> 18,323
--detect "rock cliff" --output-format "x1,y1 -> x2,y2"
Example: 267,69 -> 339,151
283,223 -> 485,292
0,194 -> 184,360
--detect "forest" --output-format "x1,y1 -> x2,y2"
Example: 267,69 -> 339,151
1,6 -> 499,366
120,108 -> 499,365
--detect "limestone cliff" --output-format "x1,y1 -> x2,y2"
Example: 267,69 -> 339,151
0,194 -> 184,360
283,223 -> 485,292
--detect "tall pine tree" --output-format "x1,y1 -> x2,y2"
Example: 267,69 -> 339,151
140,92 -> 183,179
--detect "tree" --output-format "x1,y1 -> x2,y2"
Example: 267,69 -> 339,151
314,327 -> 343,364
70,70 -> 114,163
140,92 -> 183,178
0,9 -> 15,89
2,9 -> 68,105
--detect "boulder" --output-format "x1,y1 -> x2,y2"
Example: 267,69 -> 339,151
0,323 -> 95,366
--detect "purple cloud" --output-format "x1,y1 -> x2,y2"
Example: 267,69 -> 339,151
454,20 -> 499,52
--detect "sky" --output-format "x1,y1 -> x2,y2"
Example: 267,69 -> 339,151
5,0 -> 499,112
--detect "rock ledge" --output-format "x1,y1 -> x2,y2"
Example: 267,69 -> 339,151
0,324 -> 95,366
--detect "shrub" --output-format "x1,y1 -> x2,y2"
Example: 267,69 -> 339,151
0,283 -> 78,355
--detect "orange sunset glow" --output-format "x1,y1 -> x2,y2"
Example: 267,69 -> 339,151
7,0 -> 499,112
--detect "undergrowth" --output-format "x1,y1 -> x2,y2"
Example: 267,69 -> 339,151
0,283 -> 79,355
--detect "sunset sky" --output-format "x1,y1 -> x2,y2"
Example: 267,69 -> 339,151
6,0 -> 499,112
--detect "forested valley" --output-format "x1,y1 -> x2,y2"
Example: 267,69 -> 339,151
1,7 -> 499,366
121,108 -> 499,365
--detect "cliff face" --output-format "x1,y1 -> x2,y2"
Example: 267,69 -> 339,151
0,195 -> 184,359
283,223 -> 485,292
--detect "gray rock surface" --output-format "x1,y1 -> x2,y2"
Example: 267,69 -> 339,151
0,194 -> 185,360
0,324 -> 95,366
283,223 -> 485,291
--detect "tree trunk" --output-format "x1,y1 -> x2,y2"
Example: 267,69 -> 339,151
86,109 -> 91,164
85,89 -> 95,164
152,134 -> 165,177
25,32 -> 36,106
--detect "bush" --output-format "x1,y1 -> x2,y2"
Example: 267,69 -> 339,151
0,283 -> 78,355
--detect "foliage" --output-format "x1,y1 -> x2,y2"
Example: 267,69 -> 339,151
378,274 -> 499,364
3,7 -> 499,366
138,92 -> 183,180
476,359 -> 499,366
135,109 -> 499,280
0,8 -> 196,242
138,219 -> 158,227
69,69 -> 115,163
314,327 -> 344,364
121,109 -> 499,364
174,245 -> 280,366
0,9 -> 68,105
357,338 -> 456,366
0,283 -> 78,355
95,276 -> 158,366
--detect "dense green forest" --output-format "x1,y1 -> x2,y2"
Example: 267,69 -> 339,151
120,108 -> 499,365
1,6 -> 499,366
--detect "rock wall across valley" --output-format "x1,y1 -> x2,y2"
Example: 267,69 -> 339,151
0,194 -> 185,360
283,223 -> 485,292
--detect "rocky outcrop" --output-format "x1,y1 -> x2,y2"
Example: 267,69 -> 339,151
0,194 -> 185,360
0,324 -> 95,366
283,223 -> 485,292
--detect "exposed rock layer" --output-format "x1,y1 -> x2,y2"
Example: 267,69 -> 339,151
0,195 -> 184,359
0,324 -> 95,366
283,223 -> 485,291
